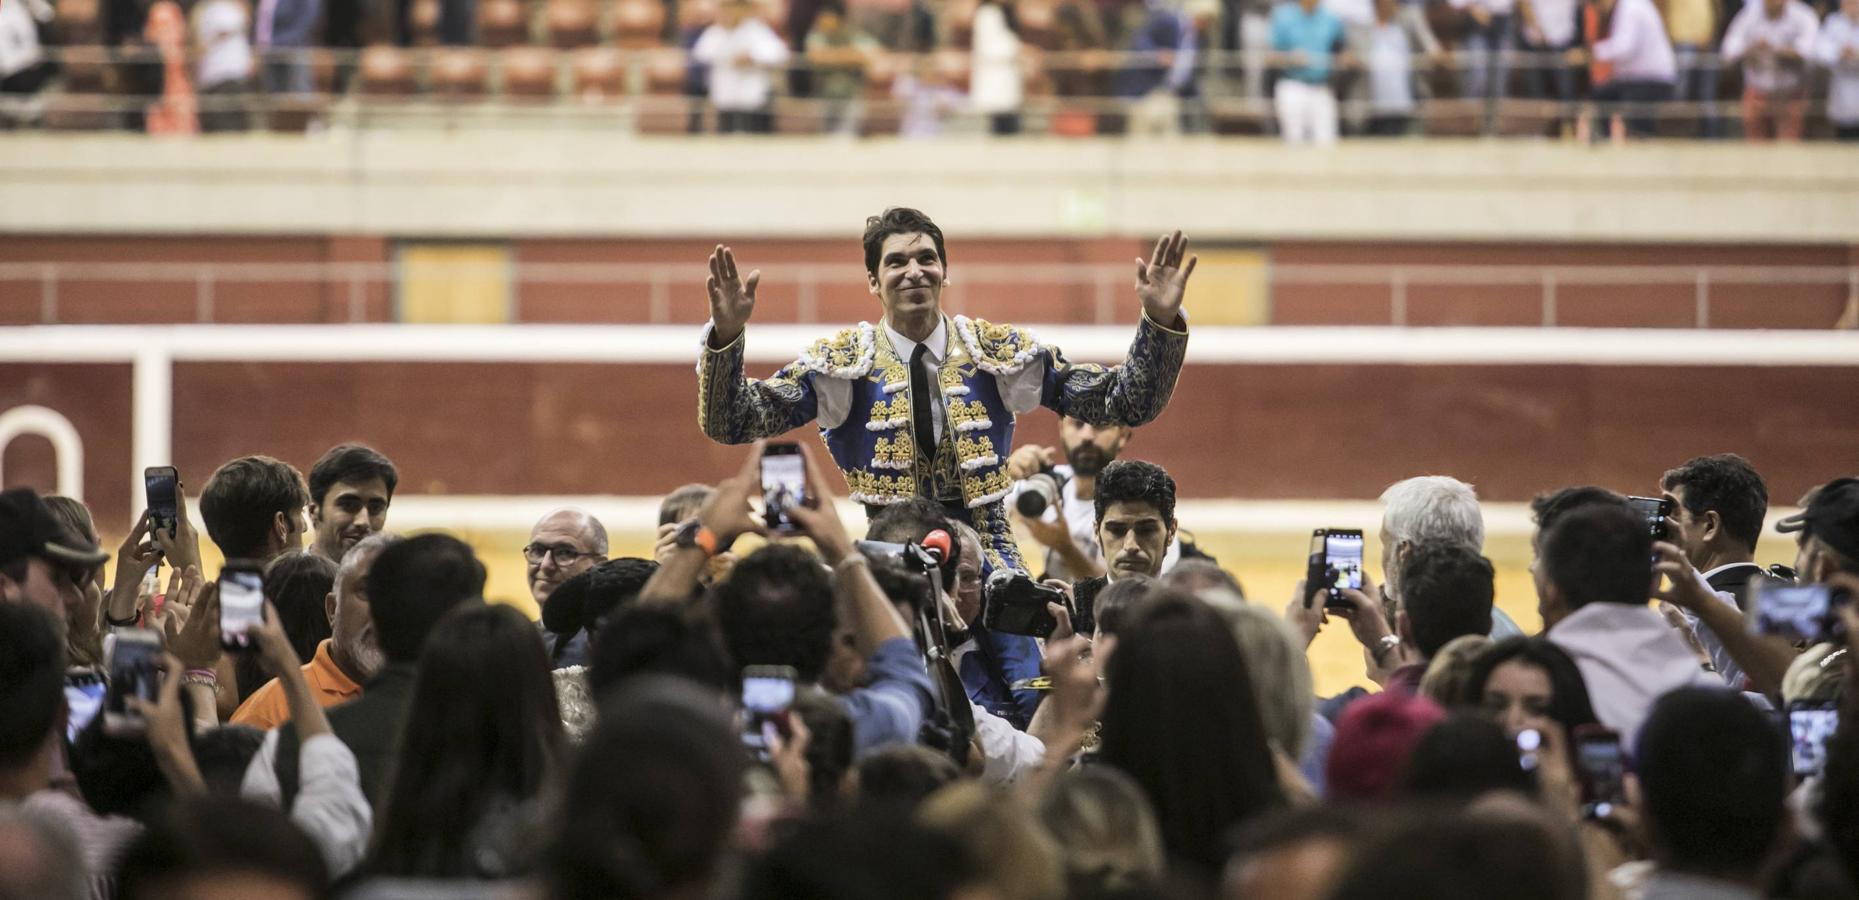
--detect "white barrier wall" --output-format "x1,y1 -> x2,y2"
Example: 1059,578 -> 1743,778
2,133 -> 1858,242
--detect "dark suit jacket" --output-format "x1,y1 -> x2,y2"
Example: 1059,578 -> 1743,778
274,662 -> 417,807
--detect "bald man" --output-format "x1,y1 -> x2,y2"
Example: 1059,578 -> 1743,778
524,508 -> 609,610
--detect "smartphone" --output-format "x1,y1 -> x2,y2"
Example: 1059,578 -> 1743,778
218,561 -> 266,650
1789,700 -> 1840,778
1626,495 -> 1671,540
65,671 -> 107,742
1749,582 -> 1848,645
1515,728 -> 1543,774
102,629 -> 163,737
741,665 -> 798,761
1573,725 -> 1628,819
1306,529 -> 1365,610
144,466 -> 180,537
759,442 -> 807,533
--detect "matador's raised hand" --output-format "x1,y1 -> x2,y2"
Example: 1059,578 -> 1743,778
1135,230 -> 1196,328
706,244 -> 761,346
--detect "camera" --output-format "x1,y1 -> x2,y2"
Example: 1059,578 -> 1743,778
1015,468 -> 1071,519
983,570 -> 1070,638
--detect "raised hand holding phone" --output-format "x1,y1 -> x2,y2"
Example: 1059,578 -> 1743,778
216,561 -> 265,651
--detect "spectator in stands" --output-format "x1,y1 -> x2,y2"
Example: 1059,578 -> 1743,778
366,604 -> 563,879
246,533 -> 485,804
231,551 -> 337,703
805,0 -> 880,135
1721,0 -> 1820,140
190,0 -> 253,132
1113,0 -> 1202,135
1636,687 -> 1790,900
1050,0 -> 1111,102
525,507 -> 608,611
1099,590 -> 1284,880
1573,0 -> 1677,137
0,0 -> 53,122
541,558 -> 658,669
200,455 -> 311,565
1450,0 -> 1517,120
1362,0 -> 1440,135
1465,635 -> 1600,738
232,534 -> 395,730
1270,0 -> 1345,144
1519,0 -> 1581,115
307,443 -> 397,565
1818,0 -> 1859,141
971,0 -> 1026,134
1537,502 -> 1715,740
254,0 -> 324,95
547,678 -> 744,900
692,0 -> 791,134
1663,0 -> 1721,135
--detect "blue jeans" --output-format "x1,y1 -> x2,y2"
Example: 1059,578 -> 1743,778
1671,43 -> 1721,137
1461,13 -> 1515,105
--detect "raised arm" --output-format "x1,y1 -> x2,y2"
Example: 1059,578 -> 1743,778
1039,231 -> 1194,427
697,244 -> 821,443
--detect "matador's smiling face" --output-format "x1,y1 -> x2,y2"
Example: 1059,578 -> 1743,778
868,232 -> 946,327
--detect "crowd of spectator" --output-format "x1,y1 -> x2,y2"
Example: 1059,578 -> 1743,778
7,412 -> 1859,900
2,0 -> 1859,138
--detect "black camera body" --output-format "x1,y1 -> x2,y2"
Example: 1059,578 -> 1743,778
983,571 -> 1070,638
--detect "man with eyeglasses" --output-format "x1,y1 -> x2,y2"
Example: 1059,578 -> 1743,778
0,487 -> 110,644
524,508 -> 609,614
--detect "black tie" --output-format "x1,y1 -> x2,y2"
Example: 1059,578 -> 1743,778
910,343 -> 937,463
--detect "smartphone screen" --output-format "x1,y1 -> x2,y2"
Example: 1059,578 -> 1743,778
760,444 -> 807,532
1575,729 -> 1627,818
104,633 -> 162,734
1790,703 -> 1840,777
65,673 -> 107,742
219,565 -> 265,649
145,466 -> 179,534
741,669 -> 797,760
1325,531 -> 1365,598
1626,496 -> 1669,539
1752,584 -> 1836,643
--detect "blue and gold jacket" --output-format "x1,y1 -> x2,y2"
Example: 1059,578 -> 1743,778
696,313 -> 1189,568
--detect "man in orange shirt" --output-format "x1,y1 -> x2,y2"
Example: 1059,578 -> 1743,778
230,533 -> 398,729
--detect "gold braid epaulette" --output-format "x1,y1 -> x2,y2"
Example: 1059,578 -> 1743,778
952,315 -> 1043,376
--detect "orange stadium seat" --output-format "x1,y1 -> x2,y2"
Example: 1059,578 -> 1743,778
570,46 -> 626,100
478,0 -> 531,47
53,0 -> 103,45
545,0 -> 602,48
359,45 -> 418,96
636,48 -> 693,132
502,46 -> 558,98
432,47 -> 490,99
611,0 -> 667,48
1015,0 -> 1059,51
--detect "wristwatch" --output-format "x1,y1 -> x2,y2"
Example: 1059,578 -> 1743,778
1372,634 -> 1404,668
674,520 -> 722,557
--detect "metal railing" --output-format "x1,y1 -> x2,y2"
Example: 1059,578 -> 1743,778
4,260 -> 1855,328
3,44 -> 1836,137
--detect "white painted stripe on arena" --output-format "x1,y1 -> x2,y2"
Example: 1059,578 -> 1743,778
371,495 -> 1805,538
0,324 -> 1855,366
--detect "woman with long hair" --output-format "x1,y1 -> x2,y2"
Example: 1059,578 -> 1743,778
1097,590 -> 1284,880
366,603 -> 564,879
1465,636 -> 1600,739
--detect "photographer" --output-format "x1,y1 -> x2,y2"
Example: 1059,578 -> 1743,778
645,441 -> 934,758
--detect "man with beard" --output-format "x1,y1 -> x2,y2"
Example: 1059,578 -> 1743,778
1006,417 -> 1207,581
306,444 -> 398,564
230,534 -> 398,729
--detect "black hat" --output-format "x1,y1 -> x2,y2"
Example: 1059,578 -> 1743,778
1773,478 -> 1859,535
1797,478 -> 1859,562
0,487 -> 110,572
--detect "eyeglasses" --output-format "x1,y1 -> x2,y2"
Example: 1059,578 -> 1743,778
523,543 -> 593,566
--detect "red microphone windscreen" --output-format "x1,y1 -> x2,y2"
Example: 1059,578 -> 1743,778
921,529 -> 953,560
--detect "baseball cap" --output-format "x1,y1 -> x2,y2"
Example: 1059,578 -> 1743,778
0,487 -> 110,574
1794,479 -> 1859,561
1776,477 -> 1859,535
